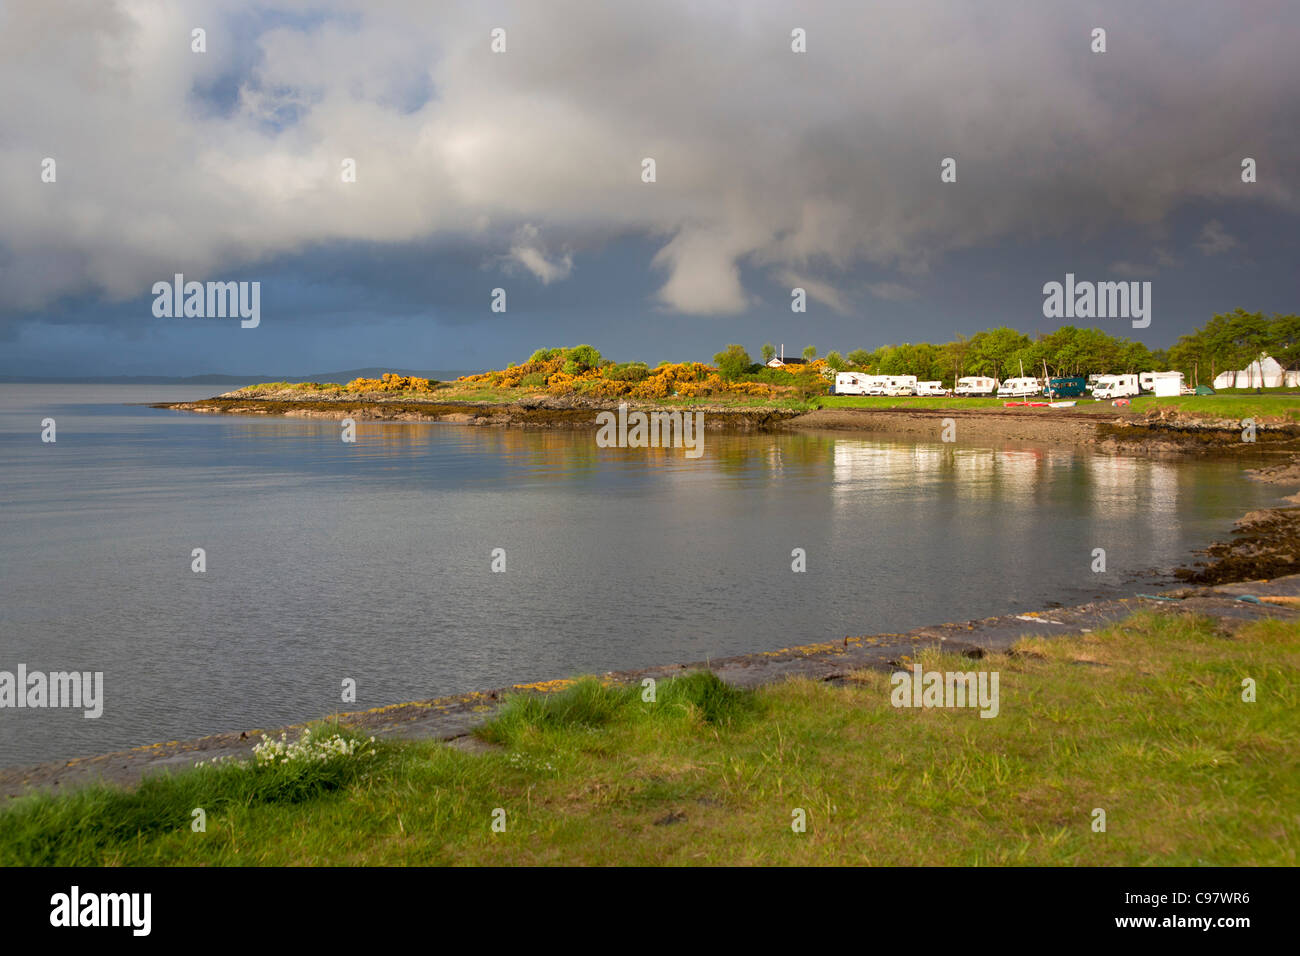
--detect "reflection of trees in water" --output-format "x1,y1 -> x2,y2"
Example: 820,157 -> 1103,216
228,424 -> 1226,537
708,433 -> 838,476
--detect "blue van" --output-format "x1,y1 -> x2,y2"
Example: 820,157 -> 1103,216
1045,377 -> 1088,398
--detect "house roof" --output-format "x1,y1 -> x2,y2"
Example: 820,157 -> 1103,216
771,356 -> 808,365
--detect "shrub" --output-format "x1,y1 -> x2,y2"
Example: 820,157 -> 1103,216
565,344 -> 603,372
605,362 -> 650,382
713,344 -> 753,381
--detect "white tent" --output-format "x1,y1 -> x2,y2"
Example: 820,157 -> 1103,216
1239,354 -> 1284,388
1217,353 -> 1287,389
1287,371 -> 1300,389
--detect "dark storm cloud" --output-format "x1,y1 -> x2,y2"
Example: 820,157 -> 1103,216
0,0 -> 1295,342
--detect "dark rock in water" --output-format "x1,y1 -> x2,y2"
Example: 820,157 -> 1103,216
1177,507 -> 1300,585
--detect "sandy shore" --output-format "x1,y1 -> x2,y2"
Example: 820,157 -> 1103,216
782,406 -> 1102,444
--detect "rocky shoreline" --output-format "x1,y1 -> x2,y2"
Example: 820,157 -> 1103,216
5,572 -> 1298,801
157,395 -> 798,431
156,392 -> 1300,452
1175,460 -> 1300,584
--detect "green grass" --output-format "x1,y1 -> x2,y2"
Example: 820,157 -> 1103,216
4,612 -> 1294,866
0,726 -> 378,866
1129,394 -> 1300,421
820,392 -> 1300,420
479,672 -> 756,748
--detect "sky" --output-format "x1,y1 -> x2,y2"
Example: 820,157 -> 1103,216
1,0 -> 1297,377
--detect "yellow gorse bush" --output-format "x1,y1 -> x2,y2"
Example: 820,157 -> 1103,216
344,373 -> 436,393
450,348 -> 793,401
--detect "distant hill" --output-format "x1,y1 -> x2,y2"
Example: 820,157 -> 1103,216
294,368 -> 480,383
0,368 -> 482,385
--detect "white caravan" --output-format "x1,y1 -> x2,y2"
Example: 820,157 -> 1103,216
915,381 -> 947,396
833,373 -> 902,396
1092,374 -> 1140,399
997,377 -> 1042,399
833,371 -> 875,395
1148,371 -> 1184,397
954,376 -> 997,397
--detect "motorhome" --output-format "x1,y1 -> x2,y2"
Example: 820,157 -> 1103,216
1092,374 -> 1140,399
996,377 -> 1042,399
881,375 -> 918,396
954,376 -> 997,397
914,381 -> 947,396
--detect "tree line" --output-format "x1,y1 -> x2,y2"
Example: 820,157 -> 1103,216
722,309 -> 1296,386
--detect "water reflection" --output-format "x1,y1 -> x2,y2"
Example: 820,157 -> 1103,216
0,385 -> 1285,767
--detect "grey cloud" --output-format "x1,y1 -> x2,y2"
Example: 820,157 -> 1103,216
1195,219 -> 1239,256
1,0 -> 1297,318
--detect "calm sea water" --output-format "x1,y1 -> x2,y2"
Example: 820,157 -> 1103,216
0,384 -> 1283,766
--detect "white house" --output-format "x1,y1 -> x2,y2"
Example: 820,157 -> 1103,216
766,345 -> 810,368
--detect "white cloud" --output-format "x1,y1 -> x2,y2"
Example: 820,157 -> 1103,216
1195,220 -> 1240,256
508,225 -> 573,284
775,270 -> 851,313
651,225 -> 756,314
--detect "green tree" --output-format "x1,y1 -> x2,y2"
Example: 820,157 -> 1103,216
760,343 -> 776,364
802,345 -> 818,361
824,350 -> 846,371
847,349 -> 871,368
941,335 -> 972,384
713,344 -> 753,381
968,327 -> 1032,379
556,344 -> 604,375
1267,314 -> 1300,370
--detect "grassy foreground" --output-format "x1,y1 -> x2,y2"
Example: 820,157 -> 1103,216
2,611 -> 1296,866
819,392 -> 1300,421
